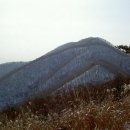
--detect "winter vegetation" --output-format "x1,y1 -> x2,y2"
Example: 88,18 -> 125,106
0,38 -> 130,110
0,75 -> 130,130
0,38 -> 130,129
0,62 -> 26,79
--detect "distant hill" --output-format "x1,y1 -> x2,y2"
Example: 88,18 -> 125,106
0,62 -> 27,79
0,37 -> 130,110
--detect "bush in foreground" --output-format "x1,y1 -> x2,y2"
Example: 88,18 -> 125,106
0,75 -> 130,130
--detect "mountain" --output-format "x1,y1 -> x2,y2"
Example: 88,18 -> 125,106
0,62 -> 27,79
0,37 -> 130,110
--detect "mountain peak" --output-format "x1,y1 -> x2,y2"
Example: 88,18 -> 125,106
0,37 -> 130,110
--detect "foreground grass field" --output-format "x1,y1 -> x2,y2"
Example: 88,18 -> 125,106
0,75 -> 130,130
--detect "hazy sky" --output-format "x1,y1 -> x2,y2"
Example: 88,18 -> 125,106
0,0 -> 130,63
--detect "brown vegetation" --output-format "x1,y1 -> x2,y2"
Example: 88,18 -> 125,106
0,75 -> 130,130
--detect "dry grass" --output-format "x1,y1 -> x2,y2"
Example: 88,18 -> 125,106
0,75 -> 130,130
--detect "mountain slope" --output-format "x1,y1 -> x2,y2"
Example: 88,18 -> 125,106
0,37 -> 130,110
0,62 -> 27,79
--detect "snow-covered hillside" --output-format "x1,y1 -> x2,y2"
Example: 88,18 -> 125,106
0,62 -> 27,79
0,37 -> 130,110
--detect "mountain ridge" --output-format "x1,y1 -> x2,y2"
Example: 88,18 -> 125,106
0,37 -> 130,110
0,62 -> 27,80
0,37 -> 129,83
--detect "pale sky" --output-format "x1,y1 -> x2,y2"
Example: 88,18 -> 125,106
0,0 -> 130,63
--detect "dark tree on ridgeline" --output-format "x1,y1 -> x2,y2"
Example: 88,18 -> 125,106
117,45 -> 130,54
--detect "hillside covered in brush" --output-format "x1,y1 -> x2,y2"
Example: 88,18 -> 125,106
0,37 -> 130,110
0,62 -> 27,79
0,75 -> 130,130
